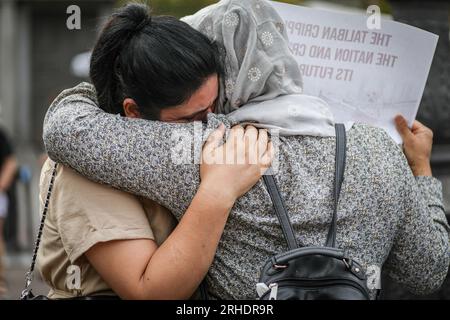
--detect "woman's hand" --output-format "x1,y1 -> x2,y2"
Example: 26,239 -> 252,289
200,124 -> 274,203
395,115 -> 433,177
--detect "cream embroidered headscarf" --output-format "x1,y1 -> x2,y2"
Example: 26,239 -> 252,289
182,0 -> 347,137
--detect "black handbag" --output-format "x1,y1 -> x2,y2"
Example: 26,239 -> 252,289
257,123 -> 371,300
20,163 -> 120,301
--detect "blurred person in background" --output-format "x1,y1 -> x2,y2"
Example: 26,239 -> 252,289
0,127 -> 18,297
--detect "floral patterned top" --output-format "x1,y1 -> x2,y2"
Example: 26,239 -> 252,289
43,82 -> 450,299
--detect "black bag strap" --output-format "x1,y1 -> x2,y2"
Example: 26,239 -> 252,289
20,162 -> 58,300
263,174 -> 299,250
263,123 -> 347,250
326,123 -> 346,247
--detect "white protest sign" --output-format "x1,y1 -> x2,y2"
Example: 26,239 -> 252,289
272,1 -> 438,143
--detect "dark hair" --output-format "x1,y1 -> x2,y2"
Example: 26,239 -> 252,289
90,3 -> 223,120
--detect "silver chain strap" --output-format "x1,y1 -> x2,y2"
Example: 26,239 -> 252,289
20,162 -> 58,299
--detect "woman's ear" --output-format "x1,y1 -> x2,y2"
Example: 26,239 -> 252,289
123,98 -> 142,118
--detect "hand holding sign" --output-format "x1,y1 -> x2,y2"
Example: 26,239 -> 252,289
395,115 -> 433,176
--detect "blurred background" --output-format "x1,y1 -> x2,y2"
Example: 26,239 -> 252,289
0,0 -> 448,300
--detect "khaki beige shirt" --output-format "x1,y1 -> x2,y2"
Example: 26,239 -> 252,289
37,159 -> 177,299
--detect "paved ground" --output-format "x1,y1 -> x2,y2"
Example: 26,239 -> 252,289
1,252 -> 49,300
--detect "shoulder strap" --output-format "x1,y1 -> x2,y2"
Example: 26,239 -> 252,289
325,123 -> 346,247
263,124 -> 347,250
263,174 -> 298,250
20,162 -> 58,300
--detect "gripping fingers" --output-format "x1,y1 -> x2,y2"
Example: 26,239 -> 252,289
202,124 -> 225,165
394,115 -> 413,141
244,126 -> 258,164
260,141 -> 275,170
226,125 -> 244,164
204,123 -> 225,149
257,129 -> 269,160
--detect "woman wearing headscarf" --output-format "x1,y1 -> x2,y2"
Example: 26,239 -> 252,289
43,0 -> 449,299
